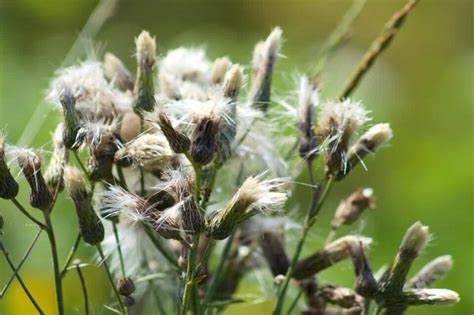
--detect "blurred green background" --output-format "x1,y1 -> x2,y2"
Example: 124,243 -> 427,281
0,0 -> 472,314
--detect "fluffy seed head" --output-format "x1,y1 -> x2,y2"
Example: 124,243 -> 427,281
115,133 -> 174,171
223,64 -> 244,101
248,27 -> 283,112
297,75 -> 319,160
135,31 -> 156,66
48,61 -> 133,120
104,52 -> 134,92
64,167 -> 104,245
207,174 -> 287,240
0,133 -> 19,199
44,124 -> 69,192
102,185 -> 185,240
349,123 -> 393,155
159,47 -> 210,100
17,150 -> 53,211
337,123 -> 393,180
333,187 -> 375,226
76,118 -> 121,182
209,57 -> 232,86
318,99 -> 369,176
152,168 -> 204,234
400,221 -> 430,256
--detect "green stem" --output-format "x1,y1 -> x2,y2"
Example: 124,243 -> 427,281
1,229 -> 42,296
185,153 -> 202,206
11,198 -> 46,229
97,245 -> 127,314
202,231 -> 236,310
181,235 -> 200,315
43,211 -> 64,315
75,262 -> 90,315
60,233 -> 81,278
139,116 -> 146,196
272,163 -> 334,315
112,222 -> 127,278
116,165 -> 128,190
286,287 -> 304,315
1,243 -> 44,314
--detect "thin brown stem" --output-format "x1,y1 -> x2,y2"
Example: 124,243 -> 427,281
309,0 -> 367,81
0,229 -> 42,296
43,211 -> 64,315
97,245 -> 127,314
11,198 -> 46,229
75,261 -> 90,315
0,243 -> 44,314
60,233 -> 82,278
339,0 -> 419,100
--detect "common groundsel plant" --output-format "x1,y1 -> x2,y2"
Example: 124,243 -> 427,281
0,0 -> 461,314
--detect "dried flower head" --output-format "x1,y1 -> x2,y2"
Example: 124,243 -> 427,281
399,221 -> 430,256
348,241 -> 378,298
44,124 -> 69,191
222,64 -> 244,101
408,255 -> 453,289
190,112 -> 221,166
146,189 -> 176,211
0,134 -> 19,199
260,226 -> 290,277
104,52 -> 135,92
209,57 -> 232,86
248,27 -> 283,112
64,167 -> 104,245
76,118 -> 121,182
400,288 -> 460,306
59,89 -> 81,149
297,75 -> 319,160
102,185 -> 184,240
152,168 -> 204,234
333,187 -> 375,227
211,64 -> 244,164
17,150 -> 53,211
156,112 -> 191,154
115,133 -> 174,172
293,235 -> 372,280
318,99 -> 369,176
117,277 -> 136,296
134,31 -> 156,113
48,61 -> 132,120
378,222 -> 431,296
339,123 -> 393,179
159,47 -> 210,100
207,174 -> 287,240
348,123 -> 393,158
319,285 -> 359,309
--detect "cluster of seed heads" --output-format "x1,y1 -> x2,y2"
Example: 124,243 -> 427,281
0,16 -> 460,315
